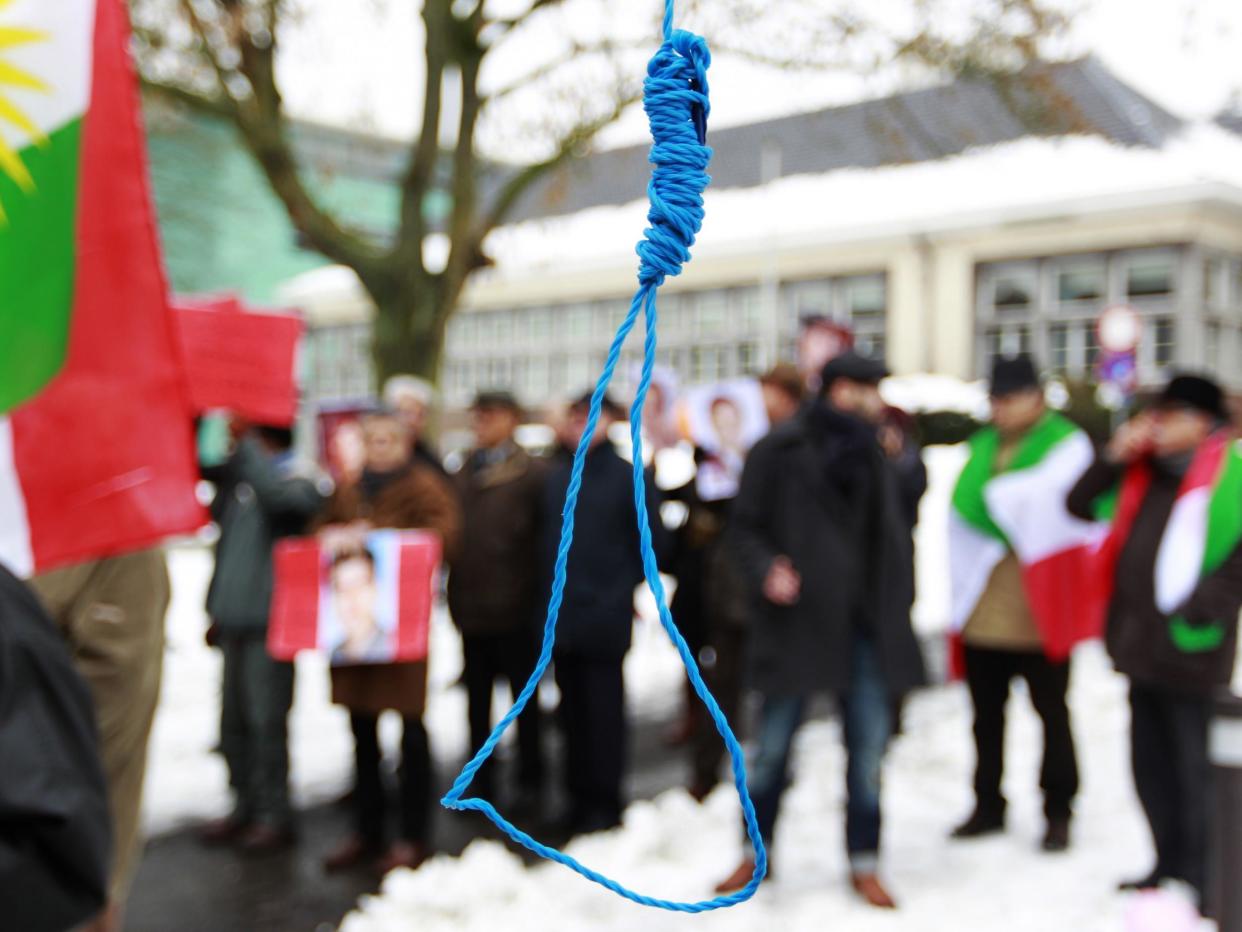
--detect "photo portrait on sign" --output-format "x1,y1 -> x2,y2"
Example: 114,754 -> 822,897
683,378 -> 770,501
316,401 -> 372,484
268,530 -> 440,666
319,537 -> 400,666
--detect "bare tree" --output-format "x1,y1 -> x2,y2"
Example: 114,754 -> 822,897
131,0 -> 1067,385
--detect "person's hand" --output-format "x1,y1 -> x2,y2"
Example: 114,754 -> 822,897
319,523 -> 368,553
879,424 -> 904,459
226,414 -> 251,444
1106,413 -> 1154,464
762,556 -> 801,606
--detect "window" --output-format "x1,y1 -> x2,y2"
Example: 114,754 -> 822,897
991,272 -> 1035,312
1153,317 -> 1176,367
566,353 -> 590,391
1205,322 -> 1220,371
527,356 -> 549,399
527,308 -> 552,342
843,275 -> 886,322
1056,263 -> 1106,304
786,280 -> 832,323
594,301 -> 621,339
1204,258 -> 1225,308
737,342 -> 759,374
986,325 -> 1030,360
1049,323 -> 1070,371
1084,322 -> 1099,370
732,287 -> 762,333
856,333 -> 885,360
477,312 -> 496,345
565,305 -> 591,343
696,291 -> 728,337
1127,258 -> 1174,298
493,311 -> 513,346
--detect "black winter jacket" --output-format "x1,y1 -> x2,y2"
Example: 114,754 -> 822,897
730,405 -> 926,697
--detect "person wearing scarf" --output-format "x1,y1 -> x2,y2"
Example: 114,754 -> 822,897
1068,373 -> 1242,905
717,352 -> 925,909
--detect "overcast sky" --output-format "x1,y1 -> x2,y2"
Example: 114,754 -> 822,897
272,0 -> 1242,153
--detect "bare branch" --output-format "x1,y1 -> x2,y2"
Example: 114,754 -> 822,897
476,86 -> 639,240
180,0 -> 385,273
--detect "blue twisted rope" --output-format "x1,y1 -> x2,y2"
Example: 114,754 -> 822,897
441,0 -> 767,912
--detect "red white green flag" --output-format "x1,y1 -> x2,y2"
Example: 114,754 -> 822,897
949,412 -> 1105,659
1094,433 -> 1242,650
0,0 -> 204,575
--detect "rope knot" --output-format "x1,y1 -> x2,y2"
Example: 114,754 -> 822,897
636,29 -> 713,287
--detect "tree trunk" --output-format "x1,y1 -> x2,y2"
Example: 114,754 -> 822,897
366,278 -> 446,389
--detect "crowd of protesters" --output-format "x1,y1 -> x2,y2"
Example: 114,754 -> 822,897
6,348 -> 1241,930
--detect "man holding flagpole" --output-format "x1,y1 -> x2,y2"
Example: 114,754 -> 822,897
1068,373 -> 1242,906
948,355 -> 1101,852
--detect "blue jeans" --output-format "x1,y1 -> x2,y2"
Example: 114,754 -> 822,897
749,636 -> 893,872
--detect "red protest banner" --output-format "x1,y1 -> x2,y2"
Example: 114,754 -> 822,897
173,297 -> 303,427
268,530 -> 441,665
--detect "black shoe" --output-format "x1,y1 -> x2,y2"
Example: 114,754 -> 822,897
1041,817 -> 1071,853
1118,869 -> 1164,892
950,809 -> 1005,839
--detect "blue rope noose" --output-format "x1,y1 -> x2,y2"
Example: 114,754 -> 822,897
441,0 -> 767,912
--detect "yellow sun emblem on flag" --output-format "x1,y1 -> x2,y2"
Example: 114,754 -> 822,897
0,0 -> 49,221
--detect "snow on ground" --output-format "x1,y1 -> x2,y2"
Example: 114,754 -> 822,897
144,439 -> 1225,930
338,641 -> 1183,932
144,547 -> 689,834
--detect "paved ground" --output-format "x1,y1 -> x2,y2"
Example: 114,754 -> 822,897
125,703 -> 699,932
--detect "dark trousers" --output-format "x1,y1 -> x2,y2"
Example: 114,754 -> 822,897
219,630 -> 294,828
350,712 -> 432,849
749,636 -> 893,871
462,630 -> 545,799
1129,681 -> 1211,895
690,626 -> 748,790
963,645 -> 1079,821
555,653 -> 626,830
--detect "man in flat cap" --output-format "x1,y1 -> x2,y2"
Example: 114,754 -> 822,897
447,391 -> 548,818
718,352 -> 925,908
1069,372 -> 1242,907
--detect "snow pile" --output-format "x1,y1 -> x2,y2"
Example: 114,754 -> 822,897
477,124 -> 1242,280
340,642 -> 1186,932
881,374 -> 989,418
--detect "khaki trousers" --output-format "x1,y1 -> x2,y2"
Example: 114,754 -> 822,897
30,548 -> 170,903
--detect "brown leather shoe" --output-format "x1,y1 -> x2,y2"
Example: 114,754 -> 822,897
714,858 -> 760,894
238,823 -> 294,854
199,815 -> 250,846
323,834 -> 378,872
851,873 -> 898,909
375,840 -> 430,874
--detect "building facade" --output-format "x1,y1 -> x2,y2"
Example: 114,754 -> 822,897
277,59 -> 1242,412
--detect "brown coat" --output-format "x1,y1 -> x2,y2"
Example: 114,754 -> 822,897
317,466 -> 461,716
446,445 -> 546,638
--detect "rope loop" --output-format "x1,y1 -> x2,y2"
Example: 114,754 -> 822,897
441,3 -> 767,913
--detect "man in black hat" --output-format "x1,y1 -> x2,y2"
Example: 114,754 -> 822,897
539,390 -> 668,834
1069,372 -> 1242,904
949,354 -> 1082,853
716,351 -> 925,908
447,390 -> 548,817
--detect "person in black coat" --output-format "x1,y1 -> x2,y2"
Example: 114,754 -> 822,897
540,391 -> 669,835
1068,373 -> 1242,903
0,564 -> 111,932
716,353 -> 926,909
